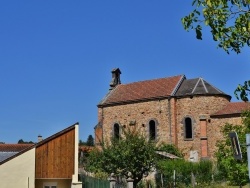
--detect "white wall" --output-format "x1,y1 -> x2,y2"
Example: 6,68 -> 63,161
0,148 -> 35,188
72,124 -> 82,188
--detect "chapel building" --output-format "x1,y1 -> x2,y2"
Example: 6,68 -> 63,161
95,68 -> 250,161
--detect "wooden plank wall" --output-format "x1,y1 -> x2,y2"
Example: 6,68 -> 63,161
35,128 -> 75,179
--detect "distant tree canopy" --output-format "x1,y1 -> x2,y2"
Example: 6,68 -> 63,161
79,134 -> 94,146
17,139 -> 34,144
86,135 -> 94,146
79,139 -> 85,146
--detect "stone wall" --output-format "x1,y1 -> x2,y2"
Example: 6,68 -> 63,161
100,99 -> 171,145
208,116 -> 242,160
96,95 -> 244,160
175,95 -> 230,160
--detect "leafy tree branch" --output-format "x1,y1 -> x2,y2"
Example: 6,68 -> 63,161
183,0 -> 250,101
182,0 -> 250,54
235,80 -> 250,101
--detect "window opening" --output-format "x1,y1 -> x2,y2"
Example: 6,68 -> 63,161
185,117 -> 192,139
114,123 -> 120,139
149,120 -> 156,140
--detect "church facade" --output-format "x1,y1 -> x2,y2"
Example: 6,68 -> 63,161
95,68 -> 250,161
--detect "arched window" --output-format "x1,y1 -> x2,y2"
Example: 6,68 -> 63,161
184,117 -> 193,139
113,123 -> 120,139
149,120 -> 156,140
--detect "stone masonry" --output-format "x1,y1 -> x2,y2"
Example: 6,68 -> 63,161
95,68 -> 250,160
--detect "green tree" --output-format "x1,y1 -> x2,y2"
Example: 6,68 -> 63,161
182,0 -> 250,54
182,0 -> 250,101
17,139 -> 34,144
79,135 -> 94,146
235,81 -> 250,101
215,111 -> 250,187
18,139 -> 24,144
86,135 -> 94,146
86,129 -> 157,187
79,139 -> 86,146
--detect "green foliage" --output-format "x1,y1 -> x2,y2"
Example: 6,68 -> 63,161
242,110 -> 250,126
137,179 -> 156,188
195,160 -> 213,185
235,80 -> 250,101
156,159 -> 213,187
17,139 -> 34,144
92,170 -> 109,180
79,134 -> 94,146
156,159 -> 193,187
182,0 -> 250,54
79,139 -> 86,146
79,148 -> 92,168
156,144 -> 213,187
215,111 -> 250,186
85,148 -> 103,172
85,128 -> 157,187
183,1 -> 250,101
86,135 -> 94,146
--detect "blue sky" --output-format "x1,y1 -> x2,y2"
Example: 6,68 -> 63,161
0,1 -> 249,143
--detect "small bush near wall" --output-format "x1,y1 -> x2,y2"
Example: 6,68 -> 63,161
155,159 -> 213,187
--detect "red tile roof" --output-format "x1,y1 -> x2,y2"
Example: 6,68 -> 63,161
212,102 -> 250,116
79,146 -> 94,152
0,144 -> 34,152
98,75 -> 184,106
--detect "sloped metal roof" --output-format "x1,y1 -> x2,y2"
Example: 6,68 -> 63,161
0,152 -> 18,162
175,78 -> 231,99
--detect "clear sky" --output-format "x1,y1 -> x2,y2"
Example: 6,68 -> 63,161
0,1 -> 249,143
